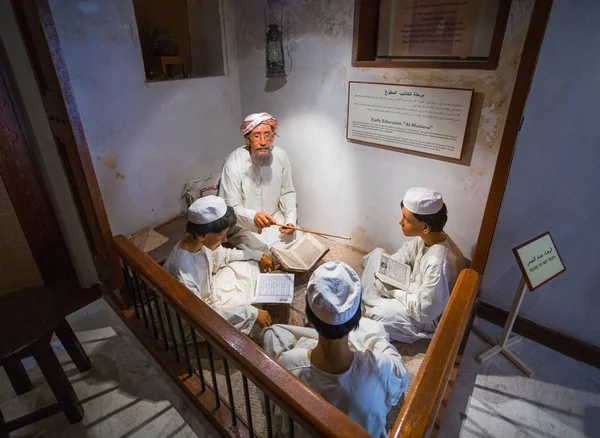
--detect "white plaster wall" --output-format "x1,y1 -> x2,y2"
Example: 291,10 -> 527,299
480,1 -> 600,346
0,0 -> 97,288
236,0 -> 534,257
48,0 -> 243,235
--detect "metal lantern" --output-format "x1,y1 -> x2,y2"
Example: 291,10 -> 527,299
266,24 -> 286,78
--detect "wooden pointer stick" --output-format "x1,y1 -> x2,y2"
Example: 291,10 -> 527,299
274,223 -> 351,240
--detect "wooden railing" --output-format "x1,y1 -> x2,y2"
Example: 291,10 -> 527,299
108,235 -> 370,438
390,269 -> 480,437
108,234 -> 479,437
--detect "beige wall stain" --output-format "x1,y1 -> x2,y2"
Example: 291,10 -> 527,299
98,152 -> 117,170
351,225 -> 373,252
332,66 -> 347,92
97,152 -> 125,180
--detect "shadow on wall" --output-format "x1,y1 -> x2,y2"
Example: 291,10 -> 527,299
265,77 -> 287,92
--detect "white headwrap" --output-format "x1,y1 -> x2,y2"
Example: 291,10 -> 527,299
403,187 -> 443,215
240,112 -> 278,136
306,261 -> 362,326
188,195 -> 227,225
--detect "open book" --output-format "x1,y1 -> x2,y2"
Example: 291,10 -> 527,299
375,252 -> 411,290
271,233 -> 330,272
254,273 -> 295,304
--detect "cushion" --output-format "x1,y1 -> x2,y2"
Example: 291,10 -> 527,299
181,173 -> 221,208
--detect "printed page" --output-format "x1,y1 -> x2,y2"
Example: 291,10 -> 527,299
290,234 -> 326,268
379,253 -> 410,286
254,273 -> 295,304
271,247 -> 306,271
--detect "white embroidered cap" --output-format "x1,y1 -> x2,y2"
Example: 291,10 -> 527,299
403,187 -> 444,215
307,261 -> 362,326
188,195 -> 227,225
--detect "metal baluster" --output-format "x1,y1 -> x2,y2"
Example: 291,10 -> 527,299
288,417 -> 295,438
190,329 -> 205,391
176,314 -> 192,377
122,264 -> 139,319
163,299 -> 180,363
264,394 -> 273,438
242,376 -> 254,438
222,358 -> 236,426
206,344 -> 220,408
152,290 -> 169,351
132,272 -> 149,329
142,283 -> 158,340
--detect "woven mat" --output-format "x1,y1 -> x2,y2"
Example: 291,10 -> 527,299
129,229 -> 169,253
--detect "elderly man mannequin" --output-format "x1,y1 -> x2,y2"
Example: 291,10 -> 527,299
220,112 -> 298,252
362,187 -> 467,343
262,262 -> 409,438
163,196 -> 273,335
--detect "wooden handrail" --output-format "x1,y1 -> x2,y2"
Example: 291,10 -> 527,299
111,235 -> 370,438
390,269 -> 481,438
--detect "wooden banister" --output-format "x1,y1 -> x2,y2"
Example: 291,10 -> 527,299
111,235 -> 370,438
390,269 -> 481,438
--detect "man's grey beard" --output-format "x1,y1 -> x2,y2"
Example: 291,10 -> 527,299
251,147 -> 273,167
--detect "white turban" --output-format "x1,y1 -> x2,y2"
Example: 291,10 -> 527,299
403,187 -> 443,215
306,261 -> 362,326
240,112 -> 278,136
188,195 -> 227,225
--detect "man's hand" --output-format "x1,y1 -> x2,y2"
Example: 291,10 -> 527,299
259,254 -> 274,272
279,223 -> 295,235
256,309 -> 273,327
254,211 -> 276,229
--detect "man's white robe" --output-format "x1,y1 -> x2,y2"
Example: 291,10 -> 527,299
362,237 -> 467,343
220,145 -> 298,252
163,244 -> 262,334
261,319 -> 408,438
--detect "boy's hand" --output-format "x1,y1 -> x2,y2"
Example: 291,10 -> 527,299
256,309 -> 273,327
259,254 -> 274,272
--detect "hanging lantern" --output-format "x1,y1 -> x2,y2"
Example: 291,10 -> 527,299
266,24 -> 286,78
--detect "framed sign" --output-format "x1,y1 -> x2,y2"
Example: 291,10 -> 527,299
513,232 -> 566,291
353,0 -> 512,69
346,81 -> 473,159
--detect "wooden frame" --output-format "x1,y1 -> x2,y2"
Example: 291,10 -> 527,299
391,269 -> 480,437
471,0 -> 554,273
512,231 -> 566,292
11,0 -> 126,306
346,81 -> 473,160
0,42 -> 79,291
352,0 -> 513,69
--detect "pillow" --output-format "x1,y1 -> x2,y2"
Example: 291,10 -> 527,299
181,173 -> 221,208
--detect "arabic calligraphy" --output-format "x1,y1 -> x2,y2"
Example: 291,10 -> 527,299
526,247 -> 557,273
384,89 -> 425,98
352,92 -> 465,123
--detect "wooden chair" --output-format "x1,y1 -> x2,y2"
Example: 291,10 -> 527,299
0,286 -> 92,437
160,55 -> 187,79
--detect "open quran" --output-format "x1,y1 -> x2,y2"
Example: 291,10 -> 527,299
375,252 -> 411,289
271,233 -> 329,272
